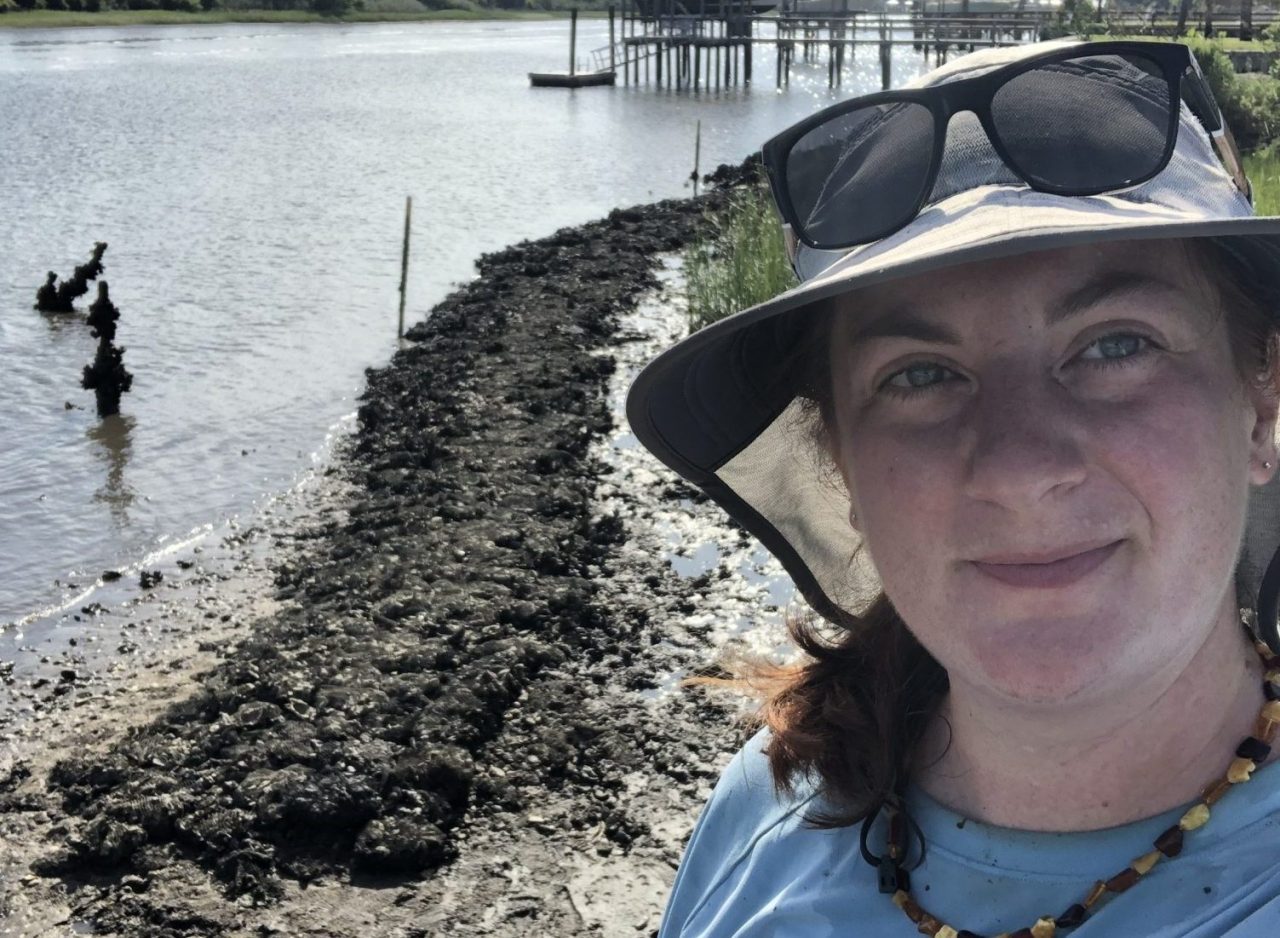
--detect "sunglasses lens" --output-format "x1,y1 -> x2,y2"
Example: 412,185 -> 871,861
785,100 -> 935,249
992,52 -> 1173,192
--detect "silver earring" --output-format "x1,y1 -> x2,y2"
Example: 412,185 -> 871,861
1267,461 -> 1274,470
848,507 -> 858,527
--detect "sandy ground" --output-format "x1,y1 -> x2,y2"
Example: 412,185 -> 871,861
0,173 -> 799,937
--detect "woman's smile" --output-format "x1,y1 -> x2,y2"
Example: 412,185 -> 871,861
967,538 -> 1125,589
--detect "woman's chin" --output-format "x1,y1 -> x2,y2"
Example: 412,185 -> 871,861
961,615 -> 1140,706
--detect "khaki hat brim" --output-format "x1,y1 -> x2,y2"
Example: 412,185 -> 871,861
626,184 -> 1280,624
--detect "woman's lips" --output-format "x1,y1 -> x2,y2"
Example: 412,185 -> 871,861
969,540 -> 1124,589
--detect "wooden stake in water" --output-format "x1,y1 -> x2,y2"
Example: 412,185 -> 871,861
398,195 -> 412,340
692,120 -> 701,197
570,8 -> 578,77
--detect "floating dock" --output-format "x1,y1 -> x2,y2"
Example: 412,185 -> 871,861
530,9 -> 619,89
530,70 -> 618,87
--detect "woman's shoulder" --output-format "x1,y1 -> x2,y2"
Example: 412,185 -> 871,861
697,726 -> 818,837
658,727 -> 825,937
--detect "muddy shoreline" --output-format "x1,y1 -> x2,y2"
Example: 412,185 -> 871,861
1,175 -> 795,937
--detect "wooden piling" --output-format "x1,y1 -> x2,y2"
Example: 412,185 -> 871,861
692,119 -> 701,197
609,6 -> 616,73
398,195 -> 411,341
569,8 -> 578,76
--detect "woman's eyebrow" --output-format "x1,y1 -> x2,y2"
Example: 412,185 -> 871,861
844,308 -> 962,346
845,269 -> 1187,347
1046,269 -> 1185,326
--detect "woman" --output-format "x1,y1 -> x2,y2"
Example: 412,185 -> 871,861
626,39 -> 1280,936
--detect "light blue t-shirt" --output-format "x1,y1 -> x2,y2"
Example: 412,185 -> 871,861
660,729 -> 1280,937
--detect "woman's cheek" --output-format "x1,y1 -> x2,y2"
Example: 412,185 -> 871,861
1080,374 -> 1253,595
1089,375 -> 1250,513
846,437 -> 955,579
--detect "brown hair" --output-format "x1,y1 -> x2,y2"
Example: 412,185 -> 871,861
704,236 -> 1280,829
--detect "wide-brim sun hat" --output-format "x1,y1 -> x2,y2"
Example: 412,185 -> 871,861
625,39 -> 1280,644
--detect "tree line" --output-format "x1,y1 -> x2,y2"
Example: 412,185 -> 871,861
0,0 -> 614,15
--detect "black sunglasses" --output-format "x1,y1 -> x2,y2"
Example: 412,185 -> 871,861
761,41 -> 1252,256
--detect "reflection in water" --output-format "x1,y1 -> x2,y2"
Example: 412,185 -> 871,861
87,414 -> 136,523
38,306 -> 87,335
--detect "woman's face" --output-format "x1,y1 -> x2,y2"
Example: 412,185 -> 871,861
828,239 -> 1278,706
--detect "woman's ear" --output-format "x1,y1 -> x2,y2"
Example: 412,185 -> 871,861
1247,348 -> 1280,486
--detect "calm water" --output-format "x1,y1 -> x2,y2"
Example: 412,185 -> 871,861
0,19 -> 930,627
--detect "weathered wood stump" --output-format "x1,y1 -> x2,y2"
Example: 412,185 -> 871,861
87,282 -> 120,343
34,272 -> 67,313
35,242 -> 109,314
81,280 -> 133,418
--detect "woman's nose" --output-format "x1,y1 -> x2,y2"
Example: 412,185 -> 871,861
961,378 -> 1088,512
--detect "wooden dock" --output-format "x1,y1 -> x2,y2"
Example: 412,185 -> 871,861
595,4 -> 1055,91
583,2 -> 1280,92
606,10 -> 1049,91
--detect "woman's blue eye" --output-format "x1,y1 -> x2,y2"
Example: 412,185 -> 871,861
1079,333 -> 1148,361
884,363 -> 954,390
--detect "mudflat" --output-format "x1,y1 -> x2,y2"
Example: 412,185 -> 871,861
0,177 -> 787,937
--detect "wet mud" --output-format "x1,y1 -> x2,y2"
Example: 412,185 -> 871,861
1,177 -> 793,936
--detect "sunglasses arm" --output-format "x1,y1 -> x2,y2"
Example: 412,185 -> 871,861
1212,121 -> 1254,206
781,222 -> 800,270
1181,56 -> 1253,205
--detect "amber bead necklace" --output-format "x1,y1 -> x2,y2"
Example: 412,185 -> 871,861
866,635 -> 1280,938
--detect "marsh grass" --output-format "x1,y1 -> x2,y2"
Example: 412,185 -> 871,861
1100,33 -> 1275,52
684,186 -> 797,332
1246,145 -> 1280,216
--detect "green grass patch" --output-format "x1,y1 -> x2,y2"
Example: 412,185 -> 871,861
1167,35 -> 1280,154
1101,33 -> 1275,52
0,6 -> 591,26
1246,144 -> 1280,215
684,186 -> 797,332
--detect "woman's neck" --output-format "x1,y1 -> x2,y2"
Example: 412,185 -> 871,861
912,606 -> 1270,832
